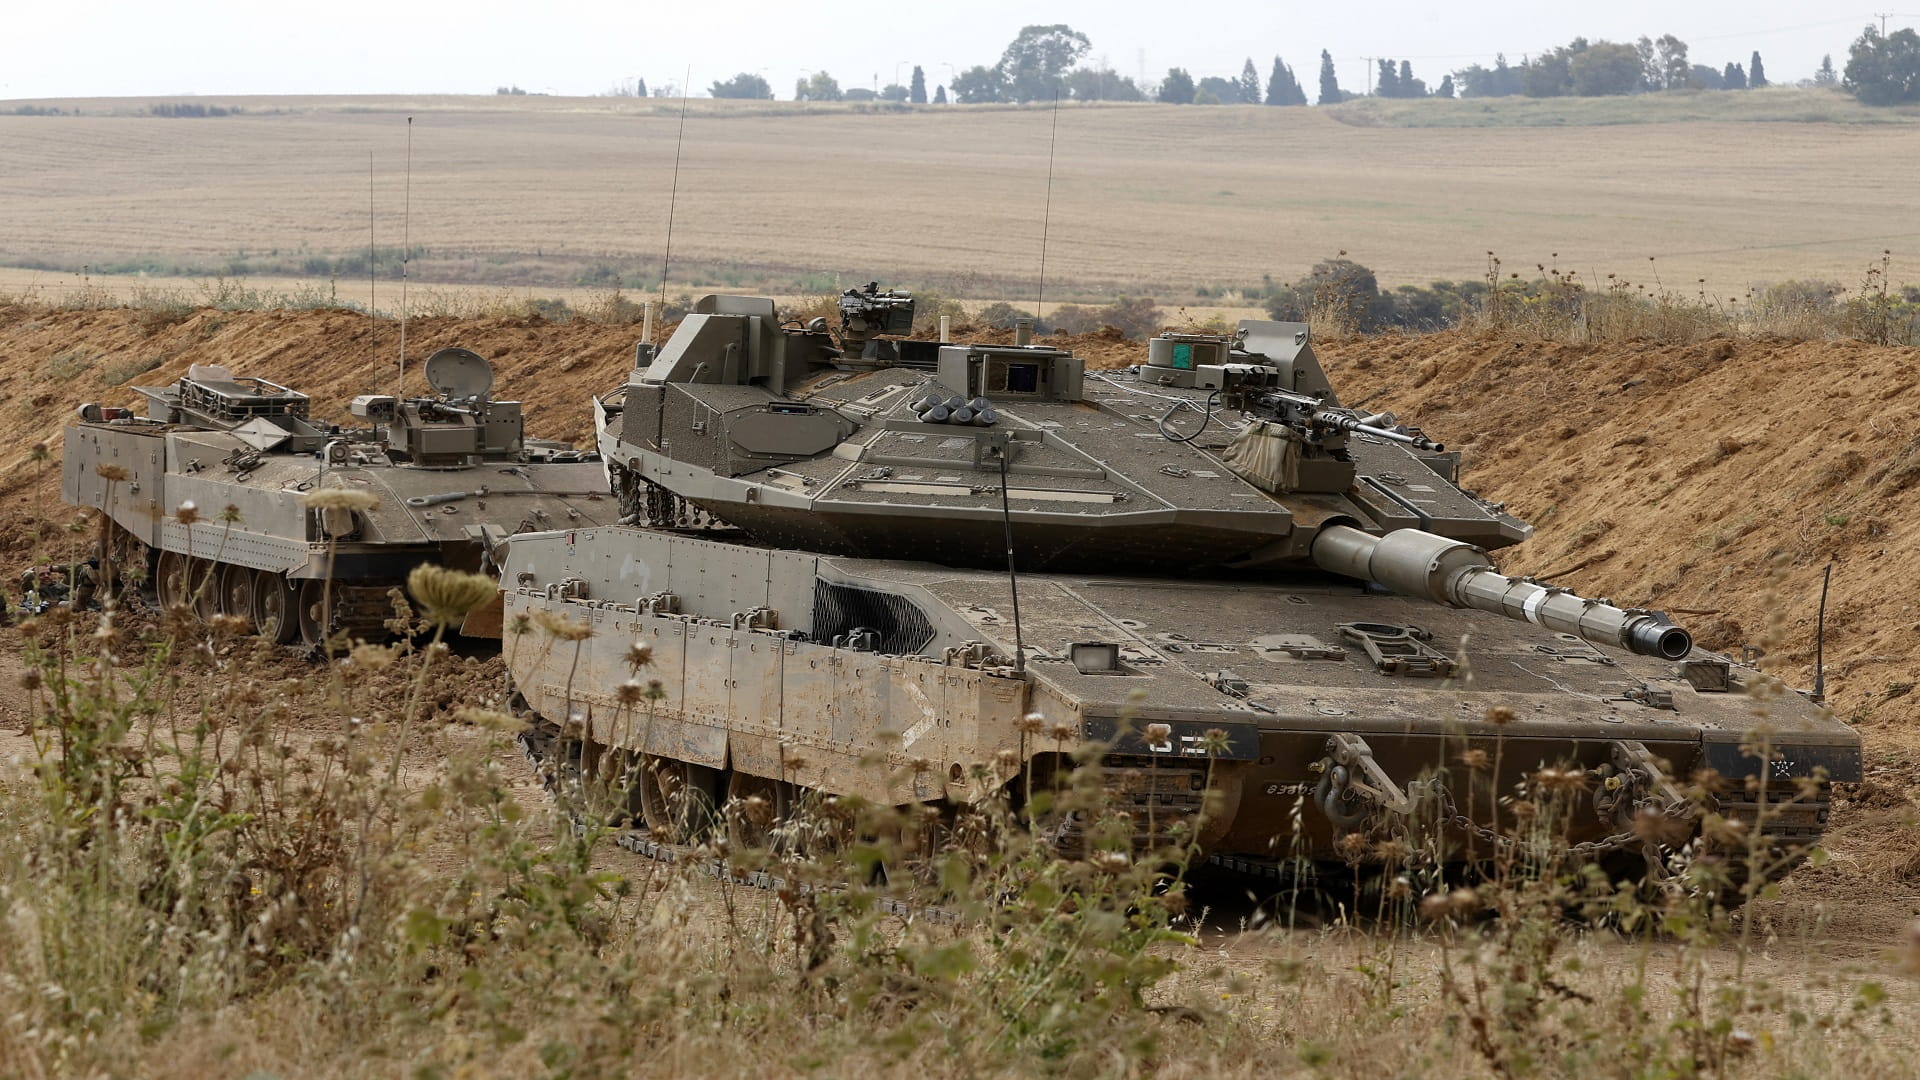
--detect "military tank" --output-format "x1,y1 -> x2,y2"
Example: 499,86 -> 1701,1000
64,348 -> 614,643
500,287 -> 1859,891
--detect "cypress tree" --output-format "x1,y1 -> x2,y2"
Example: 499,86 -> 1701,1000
1239,58 -> 1262,104
1318,50 -> 1341,104
909,65 -> 927,103
1750,51 -> 1768,87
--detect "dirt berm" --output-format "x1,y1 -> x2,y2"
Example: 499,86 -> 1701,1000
1,304 -> 1914,738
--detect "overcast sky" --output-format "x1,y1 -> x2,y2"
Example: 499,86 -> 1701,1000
1,1 -> 1905,100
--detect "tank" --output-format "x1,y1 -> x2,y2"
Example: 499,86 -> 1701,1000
63,347 -> 615,643
500,287 -> 1860,894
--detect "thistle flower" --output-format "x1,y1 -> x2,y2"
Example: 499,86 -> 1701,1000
616,679 -> 647,707
94,463 -> 130,482
301,488 -> 381,513
506,613 -> 532,636
1143,722 -> 1173,745
1456,748 -> 1491,771
1018,712 -> 1047,735
994,748 -> 1020,771
531,607 -> 593,642
220,503 -> 242,523
174,500 -> 201,525
30,443 -> 49,463
407,564 -> 497,626
625,641 -> 654,671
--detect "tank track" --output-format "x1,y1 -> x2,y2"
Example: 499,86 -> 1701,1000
515,713 -> 960,924
1203,780 -> 1836,913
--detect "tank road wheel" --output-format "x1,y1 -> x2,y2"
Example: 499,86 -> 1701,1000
252,570 -> 299,644
187,559 -> 221,619
217,563 -> 256,631
295,578 -> 331,648
155,550 -> 193,610
638,756 -> 721,842
724,772 -> 800,850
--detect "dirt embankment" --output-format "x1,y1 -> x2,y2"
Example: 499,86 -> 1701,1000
1317,332 -> 1920,735
1,304 -> 1914,733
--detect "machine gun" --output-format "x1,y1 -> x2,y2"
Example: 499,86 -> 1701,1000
1219,363 -> 1443,452
836,282 -> 916,362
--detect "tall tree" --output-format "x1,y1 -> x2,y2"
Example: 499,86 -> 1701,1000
1399,59 -> 1425,97
1317,50 -> 1341,104
909,65 -> 927,104
1376,58 -> 1401,97
1269,60 -> 1308,105
996,24 -> 1091,102
1843,25 -> 1920,105
1654,34 -> 1690,89
1749,51 -> 1768,87
635,77 -> 648,98
933,85 -> 947,104
1239,58 -> 1262,104
1436,74 -> 1455,98
1723,62 -> 1747,90
1158,67 -> 1196,104
1815,54 -> 1837,85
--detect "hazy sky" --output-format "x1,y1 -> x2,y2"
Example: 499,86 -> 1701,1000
1,1 -> 1903,100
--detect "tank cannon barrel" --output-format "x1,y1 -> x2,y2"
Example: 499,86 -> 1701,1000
1311,526 -> 1693,660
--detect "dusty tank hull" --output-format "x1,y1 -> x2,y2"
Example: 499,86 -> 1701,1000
63,353 -> 615,643
503,290 -> 1859,894
500,525 -> 1859,874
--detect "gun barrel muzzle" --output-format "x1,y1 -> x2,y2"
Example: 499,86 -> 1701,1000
1311,525 -> 1692,660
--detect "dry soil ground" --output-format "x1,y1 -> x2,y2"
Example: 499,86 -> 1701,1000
3,94 -> 1919,299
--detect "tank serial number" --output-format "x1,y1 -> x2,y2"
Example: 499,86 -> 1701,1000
1263,782 -> 1313,797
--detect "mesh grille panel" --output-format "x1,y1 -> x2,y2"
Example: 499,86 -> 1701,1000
811,581 -> 935,655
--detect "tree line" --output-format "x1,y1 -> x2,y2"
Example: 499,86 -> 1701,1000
681,21 -> 1920,108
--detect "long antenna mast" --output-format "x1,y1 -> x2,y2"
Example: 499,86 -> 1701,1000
398,115 -> 412,399
368,149 -> 377,388
657,67 -> 691,346
1035,89 -> 1061,320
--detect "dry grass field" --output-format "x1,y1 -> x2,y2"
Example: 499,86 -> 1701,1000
3,92 -> 1919,305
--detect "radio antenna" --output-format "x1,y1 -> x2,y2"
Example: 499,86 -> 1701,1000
1813,562 -> 1833,700
1035,89 -> 1061,321
997,440 -> 1027,675
368,149 -> 377,389
657,67 -> 691,346
397,115 -> 412,399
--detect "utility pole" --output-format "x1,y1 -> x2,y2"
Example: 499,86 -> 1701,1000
1361,56 -> 1377,95
1876,11 -> 1891,34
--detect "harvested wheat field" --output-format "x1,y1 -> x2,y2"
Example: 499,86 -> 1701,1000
3,94 -> 1920,300
1,300 -> 1917,1077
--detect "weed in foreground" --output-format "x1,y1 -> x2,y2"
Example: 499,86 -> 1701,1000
0,572 -> 1913,1077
